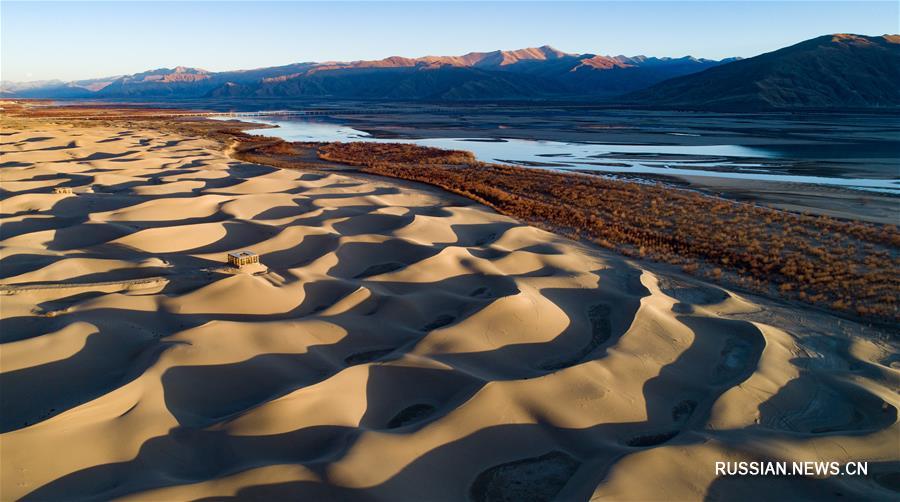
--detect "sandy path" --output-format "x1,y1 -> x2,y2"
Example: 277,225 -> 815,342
1,123 -> 897,501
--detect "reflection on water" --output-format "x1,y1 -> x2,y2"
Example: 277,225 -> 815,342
219,116 -> 900,194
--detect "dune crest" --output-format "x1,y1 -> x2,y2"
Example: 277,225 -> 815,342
1,123 -> 897,500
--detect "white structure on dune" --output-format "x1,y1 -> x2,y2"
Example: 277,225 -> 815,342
227,250 -> 260,268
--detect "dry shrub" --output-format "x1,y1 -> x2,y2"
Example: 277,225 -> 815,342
320,142 -> 477,166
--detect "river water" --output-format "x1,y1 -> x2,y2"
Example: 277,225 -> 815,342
218,115 -> 900,194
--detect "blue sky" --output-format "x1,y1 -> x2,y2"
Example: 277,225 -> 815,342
2,1 -> 898,81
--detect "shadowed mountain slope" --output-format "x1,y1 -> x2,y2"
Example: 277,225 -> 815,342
627,34 -> 900,110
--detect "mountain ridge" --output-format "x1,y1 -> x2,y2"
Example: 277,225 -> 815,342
2,45 -> 732,100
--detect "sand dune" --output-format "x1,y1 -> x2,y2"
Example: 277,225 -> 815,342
1,122 -> 898,501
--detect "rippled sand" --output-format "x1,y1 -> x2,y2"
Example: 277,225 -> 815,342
1,123 -> 897,501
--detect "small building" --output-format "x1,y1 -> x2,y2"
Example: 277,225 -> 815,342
53,187 -> 73,195
227,250 -> 260,268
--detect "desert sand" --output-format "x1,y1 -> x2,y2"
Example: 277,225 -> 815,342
0,121 -> 898,501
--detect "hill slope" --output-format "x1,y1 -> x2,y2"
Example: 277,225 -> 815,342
628,34 -> 900,110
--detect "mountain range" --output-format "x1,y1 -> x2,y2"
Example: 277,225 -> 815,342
1,45 -> 733,101
3,34 -> 897,109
